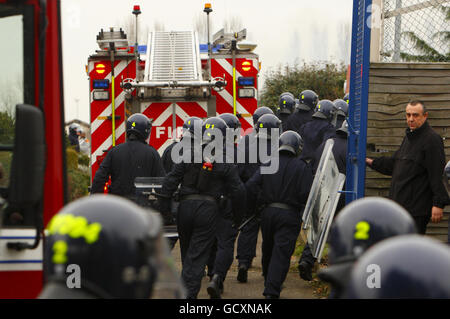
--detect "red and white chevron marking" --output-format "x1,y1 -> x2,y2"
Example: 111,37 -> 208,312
141,101 -> 207,153
88,59 -> 136,180
211,57 -> 259,132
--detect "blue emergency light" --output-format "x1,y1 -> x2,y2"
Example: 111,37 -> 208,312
238,77 -> 254,86
93,79 -> 110,89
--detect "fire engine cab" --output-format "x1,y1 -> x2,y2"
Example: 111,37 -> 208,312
87,4 -> 260,181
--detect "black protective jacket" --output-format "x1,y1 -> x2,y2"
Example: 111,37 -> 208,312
371,121 -> 448,217
91,138 -> 165,197
298,118 -> 336,162
69,132 -> 80,152
160,146 -> 246,221
284,108 -> 314,134
161,141 -> 178,174
311,133 -> 348,175
245,152 -> 313,213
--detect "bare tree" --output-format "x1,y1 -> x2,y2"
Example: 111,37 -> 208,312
153,20 -> 165,32
193,12 -> 213,43
337,20 -> 351,64
223,15 -> 243,33
117,15 -> 150,45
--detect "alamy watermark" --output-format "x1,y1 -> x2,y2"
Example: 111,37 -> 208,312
366,264 -> 381,289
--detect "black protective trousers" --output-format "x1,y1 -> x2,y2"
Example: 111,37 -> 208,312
213,215 -> 238,281
236,217 -> 260,267
260,207 -> 302,297
177,199 -> 218,298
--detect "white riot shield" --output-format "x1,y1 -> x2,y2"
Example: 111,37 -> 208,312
302,139 -> 346,262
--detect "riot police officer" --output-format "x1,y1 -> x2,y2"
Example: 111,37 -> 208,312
246,130 -> 313,298
347,235 -> 450,298
91,113 -> 165,200
234,106 -> 274,281
39,195 -> 185,299
317,197 -> 416,298
207,113 -> 242,299
68,123 -> 80,152
236,113 -> 281,283
298,99 -> 336,163
161,116 -> 203,174
332,99 -> 349,129
276,94 -> 296,131
158,117 -> 245,299
284,89 -> 318,133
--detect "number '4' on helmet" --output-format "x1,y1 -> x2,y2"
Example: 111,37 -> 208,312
126,113 -> 152,141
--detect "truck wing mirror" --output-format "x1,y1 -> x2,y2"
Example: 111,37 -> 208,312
5,104 -> 46,250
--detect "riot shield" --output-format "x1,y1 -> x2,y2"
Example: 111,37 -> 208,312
302,139 -> 346,262
134,177 -> 179,239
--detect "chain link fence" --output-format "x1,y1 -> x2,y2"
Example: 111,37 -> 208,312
381,0 -> 450,62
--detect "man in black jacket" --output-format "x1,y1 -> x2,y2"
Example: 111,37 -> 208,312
366,101 -> 448,234
91,113 -> 165,199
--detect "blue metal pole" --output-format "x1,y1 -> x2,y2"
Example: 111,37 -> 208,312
345,0 -> 372,204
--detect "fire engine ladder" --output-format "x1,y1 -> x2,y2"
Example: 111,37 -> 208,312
124,31 -> 225,90
147,31 -> 202,82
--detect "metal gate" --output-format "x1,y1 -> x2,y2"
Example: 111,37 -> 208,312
346,0 -> 373,203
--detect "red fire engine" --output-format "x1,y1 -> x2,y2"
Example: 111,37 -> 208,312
87,4 -> 260,181
0,0 -> 66,298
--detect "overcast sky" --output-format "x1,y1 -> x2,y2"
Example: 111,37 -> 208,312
60,0 -> 353,123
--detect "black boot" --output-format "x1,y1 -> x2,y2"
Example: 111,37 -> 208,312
207,274 -> 223,299
237,264 -> 248,283
298,261 -> 313,281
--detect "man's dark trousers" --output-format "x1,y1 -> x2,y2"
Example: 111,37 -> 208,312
236,217 -> 259,268
261,207 -> 302,297
213,215 -> 238,281
177,199 -> 218,298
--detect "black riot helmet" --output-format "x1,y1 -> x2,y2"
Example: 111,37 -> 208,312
327,197 -> 416,265
218,113 -> 241,130
182,116 -> 202,139
202,116 -> 228,145
343,93 -> 350,105
279,131 -> 303,156
252,106 -> 274,127
336,120 -> 349,136
126,113 -> 152,141
333,99 -> 349,118
69,123 -> 80,135
280,92 -> 295,100
278,94 -> 296,115
313,100 -> 336,122
347,235 -> 450,299
256,113 -> 282,139
332,99 -> 349,128
40,195 -> 185,299
297,90 -> 319,111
